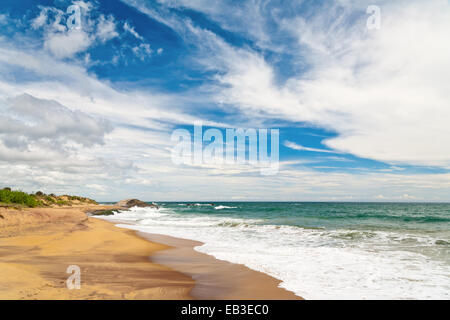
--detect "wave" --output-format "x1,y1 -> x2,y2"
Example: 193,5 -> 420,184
217,221 -> 249,227
179,203 -> 215,207
98,206 -> 450,299
214,205 -> 237,210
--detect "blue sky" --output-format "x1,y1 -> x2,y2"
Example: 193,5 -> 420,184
1,0 -> 450,201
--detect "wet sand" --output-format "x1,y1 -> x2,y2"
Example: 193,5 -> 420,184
139,232 -> 302,300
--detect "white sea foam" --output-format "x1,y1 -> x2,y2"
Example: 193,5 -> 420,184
98,207 -> 450,299
214,205 -> 237,210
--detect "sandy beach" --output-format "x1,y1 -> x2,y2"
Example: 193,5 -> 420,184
0,205 -> 301,300
139,232 -> 300,300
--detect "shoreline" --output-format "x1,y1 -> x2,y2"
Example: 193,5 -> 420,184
0,205 -> 301,299
137,232 -> 301,300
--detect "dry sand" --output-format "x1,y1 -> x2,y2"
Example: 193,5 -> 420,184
0,205 -> 301,300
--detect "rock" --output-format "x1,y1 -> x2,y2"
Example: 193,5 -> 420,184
115,199 -> 159,209
89,209 -> 120,216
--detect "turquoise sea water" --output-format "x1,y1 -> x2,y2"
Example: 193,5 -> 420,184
100,202 -> 450,299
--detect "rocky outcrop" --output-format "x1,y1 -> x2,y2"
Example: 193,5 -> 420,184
89,209 -> 121,216
115,199 -> 159,209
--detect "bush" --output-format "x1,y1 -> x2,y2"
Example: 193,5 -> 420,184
56,200 -> 70,206
0,189 -> 96,208
45,196 -> 56,203
0,189 -> 39,207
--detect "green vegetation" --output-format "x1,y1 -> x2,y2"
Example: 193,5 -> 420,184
45,196 -> 56,204
0,187 -> 98,208
0,188 -> 41,207
56,200 -> 71,206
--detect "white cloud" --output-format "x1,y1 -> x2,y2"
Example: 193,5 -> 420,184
152,0 -> 270,47
123,21 -> 143,40
44,29 -> 93,58
284,141 -> 338,154
31,4 -> 93,59
132,43 -> 152,60
31,9 -> 48,29
96,14 -> 119,42
204,0 -> 450,167
2,93 -> 112,149
31,3 -> 153,62
86,184 -> 108,192
31,2 -> 121,59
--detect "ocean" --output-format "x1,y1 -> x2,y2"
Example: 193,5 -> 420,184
99,202 -> 450,299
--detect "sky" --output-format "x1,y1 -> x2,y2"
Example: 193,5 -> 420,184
1,0 -> 450,202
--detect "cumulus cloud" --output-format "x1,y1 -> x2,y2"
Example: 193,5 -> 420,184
44,29 -> 93,58
1,93 -> 112,151
31,2 -> 122,58
96,14 -> 119,42
132,43 -> 152,60
29,1 -> 155,64
0,93 -> 136,198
